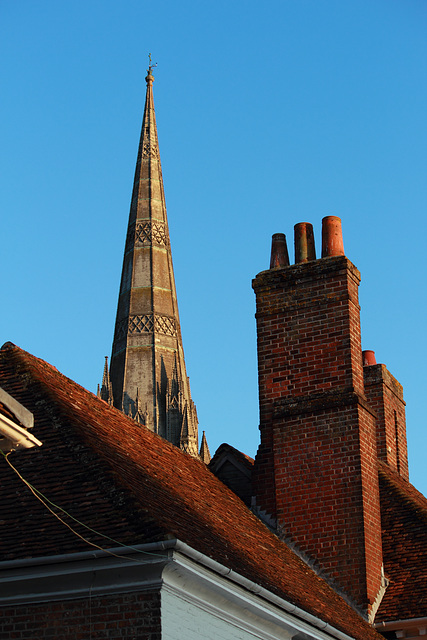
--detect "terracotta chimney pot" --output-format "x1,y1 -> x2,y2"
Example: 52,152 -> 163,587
270,233 -> 290,269
321,216 -> 345,258
363,350 -> 377,366
294,222 -> 316,263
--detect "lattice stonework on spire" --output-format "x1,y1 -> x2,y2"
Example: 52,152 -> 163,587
104,65 -> 199,457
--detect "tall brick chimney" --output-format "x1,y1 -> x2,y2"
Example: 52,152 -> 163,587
252,217 -> 384,615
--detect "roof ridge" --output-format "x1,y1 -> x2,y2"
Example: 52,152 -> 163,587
209,442 -> 255,466
0,344 -> 207,463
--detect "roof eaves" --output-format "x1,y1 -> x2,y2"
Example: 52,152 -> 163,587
0,386 -> 41,452
374,617 -> 427,635
0,537 -> 364,640
0,386 -> 34,429
0,412 -> 43,452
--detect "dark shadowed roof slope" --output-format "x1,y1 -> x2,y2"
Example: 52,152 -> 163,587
208,442 -> 254,507
376,461 -> 427,623
210,442 -> 255,470
0,342 -> 382,640
0,345 -> 167,560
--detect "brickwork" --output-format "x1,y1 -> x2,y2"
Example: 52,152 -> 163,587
253,255 -> 383,612
0,591 -> 161,640
364,364 -> 408,480
253,258 -> 365,403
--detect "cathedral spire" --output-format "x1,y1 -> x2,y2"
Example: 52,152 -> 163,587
108,62 -> 199,457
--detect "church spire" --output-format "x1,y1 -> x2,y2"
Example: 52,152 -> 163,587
108,61 -> 199,457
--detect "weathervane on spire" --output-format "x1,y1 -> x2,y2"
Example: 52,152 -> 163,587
148,53 -> 157,74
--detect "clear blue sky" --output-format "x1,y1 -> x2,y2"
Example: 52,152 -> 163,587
1,1 -> 426,494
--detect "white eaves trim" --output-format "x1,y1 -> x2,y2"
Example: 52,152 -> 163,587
0,412 -> 42,452
0,538 -> 361,640
0,386 -> 41,452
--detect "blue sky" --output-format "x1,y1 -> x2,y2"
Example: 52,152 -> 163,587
1,0 -> 426,494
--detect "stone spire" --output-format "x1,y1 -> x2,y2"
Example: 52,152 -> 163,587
97,356 -> 113,405
199,431 -> 211,464
108,63 -> 199,457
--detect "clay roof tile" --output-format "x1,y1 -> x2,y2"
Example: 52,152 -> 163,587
0,342 -> 383,640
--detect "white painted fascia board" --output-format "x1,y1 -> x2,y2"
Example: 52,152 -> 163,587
0,413 -> 42,451
0,387 -> 33,430
162,581 -> 295,640
0,538 -> 362,640
168,542 -> 359,640
163,560 -> 320,640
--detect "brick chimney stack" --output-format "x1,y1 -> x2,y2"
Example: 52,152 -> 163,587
362,351 -> 408,480
252,217 -> 384,615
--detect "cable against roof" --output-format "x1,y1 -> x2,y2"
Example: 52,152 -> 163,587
0,450 -> 168,561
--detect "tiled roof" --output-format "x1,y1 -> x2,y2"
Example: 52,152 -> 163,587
376,461 -> 427,622
210,442 -> 255,471
0,343 -> 382,640
0,345 -> 167,559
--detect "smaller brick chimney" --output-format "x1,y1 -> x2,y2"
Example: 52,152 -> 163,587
253,217 -> 384,615
363,352 -> 408,480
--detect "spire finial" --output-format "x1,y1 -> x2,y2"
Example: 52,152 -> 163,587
146,53 -> 157,83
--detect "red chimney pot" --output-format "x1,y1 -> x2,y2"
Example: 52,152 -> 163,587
321,216 -> 345,258
363,350 -> 377,366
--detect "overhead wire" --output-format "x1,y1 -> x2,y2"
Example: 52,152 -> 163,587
1,449 -> 170,561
